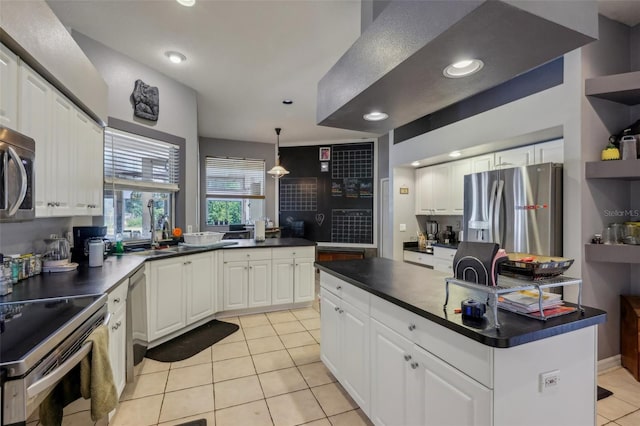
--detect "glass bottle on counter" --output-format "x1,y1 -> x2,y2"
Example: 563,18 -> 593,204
9,255 -> 21,284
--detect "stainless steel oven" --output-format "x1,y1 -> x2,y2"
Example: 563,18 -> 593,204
1,294 -> 108,425
0,127 -> 35,222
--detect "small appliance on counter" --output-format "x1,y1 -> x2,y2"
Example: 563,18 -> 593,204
71,226 -> 111,263
426,220 -> 439,248
43,235 -> 78,272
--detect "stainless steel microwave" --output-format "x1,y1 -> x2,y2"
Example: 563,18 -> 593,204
0,126 -> 35,222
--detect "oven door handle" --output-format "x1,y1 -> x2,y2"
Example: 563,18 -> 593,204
26,342 -> 92,399
26,312 -> 111,399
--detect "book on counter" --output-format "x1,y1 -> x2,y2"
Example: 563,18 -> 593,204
498,289 -> 563,313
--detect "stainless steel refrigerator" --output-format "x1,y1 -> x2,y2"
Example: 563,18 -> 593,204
462,163 -> 563,256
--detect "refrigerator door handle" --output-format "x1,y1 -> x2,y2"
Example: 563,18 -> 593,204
487,180 -> 498,242
493,180 -> 505,247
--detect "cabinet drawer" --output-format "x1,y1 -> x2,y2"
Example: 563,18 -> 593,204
403,251 -> 435,268
413,318 -> 493,388
342,282 -> 370,314
371,294 -> 420,342
272,246 -> 315,259
433,246 -> 456,261
320,272 -> 346,298
432,258 -> 453,274
108,279 -> 129,311
224,248 -> 271,262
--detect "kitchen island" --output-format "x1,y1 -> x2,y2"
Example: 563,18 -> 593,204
315,258 -> 606,426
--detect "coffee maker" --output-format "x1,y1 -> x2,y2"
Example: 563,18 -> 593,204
426,220 -> 439,246
71,226 -> 111,262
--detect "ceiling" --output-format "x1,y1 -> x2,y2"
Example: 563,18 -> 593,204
47,1 -> 639,145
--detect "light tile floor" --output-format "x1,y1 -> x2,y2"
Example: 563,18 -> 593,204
25,293 -> 640,426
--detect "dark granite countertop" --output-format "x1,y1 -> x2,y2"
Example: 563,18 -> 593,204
314,258 -> 606,348
403,246 -> 433,255
2,255 -> 145,303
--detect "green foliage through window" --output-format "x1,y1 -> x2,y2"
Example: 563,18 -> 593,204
207,199 -> 242,225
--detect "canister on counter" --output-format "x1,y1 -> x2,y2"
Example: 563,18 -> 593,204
34,254 -> 42,275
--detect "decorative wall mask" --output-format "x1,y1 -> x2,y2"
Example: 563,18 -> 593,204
131,79 -> 159,121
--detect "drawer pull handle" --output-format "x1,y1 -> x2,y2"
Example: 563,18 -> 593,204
410,362 -> 419,369
114,298 -> 121,303
408,324 -> 416,331
336,286 -> 342,290
404,354 -> 412,361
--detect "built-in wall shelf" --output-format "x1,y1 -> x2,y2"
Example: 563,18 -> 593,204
584,244 -> 640,264
585,159 -> 640,180
585,70 -> 640,105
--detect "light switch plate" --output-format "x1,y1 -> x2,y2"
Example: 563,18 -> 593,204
399,223 -> 407,231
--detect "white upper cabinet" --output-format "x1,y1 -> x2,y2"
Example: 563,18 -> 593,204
17,62 -> 104,218
535,139 -> 564,164
18,63 -> 52,217
430,164 -> 450,215
449,159 -> 471,215
415,167 -> 434,215
494,145 -> 534,169
0,43 -> 18,129
470,154 -> 494,173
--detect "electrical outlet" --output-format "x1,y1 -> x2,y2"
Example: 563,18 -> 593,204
187,225 -> 193,233
455,220 -> 461,231
539,370 -> 560,392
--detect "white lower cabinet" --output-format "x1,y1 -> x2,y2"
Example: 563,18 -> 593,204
108,280 -> 128,397
223,249 -> 272,310
320,287 -> 370,415
272,247 -> 315,304
324,272 -> 492,426
293,258 -> 315,302
272,258 -> 295,304
147,252 -> 216,342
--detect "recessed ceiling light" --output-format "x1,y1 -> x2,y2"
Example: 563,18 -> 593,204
176,0 -> 195,6
165,51 -> 186,64
449,151 -> 462,158
363,111 -> 389,121
411,161 -> 420,167
282,99 -> 293,105
443,59 -> 483,78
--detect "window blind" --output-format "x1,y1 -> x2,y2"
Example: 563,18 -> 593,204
206,157 -> 265,199
104,128 -> 180,192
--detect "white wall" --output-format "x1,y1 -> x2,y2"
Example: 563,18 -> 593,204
71,31 -> 200,231
391,164 -> 417,261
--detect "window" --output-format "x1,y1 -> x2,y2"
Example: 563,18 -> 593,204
205,157 -> 265,226
104,128 -> 180,241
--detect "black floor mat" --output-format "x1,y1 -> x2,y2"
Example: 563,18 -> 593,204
145,320 -> 239,362
175,419 -> 206,426
597,386 -> 613,400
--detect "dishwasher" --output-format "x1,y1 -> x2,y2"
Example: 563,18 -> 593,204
126,266 -> 147,383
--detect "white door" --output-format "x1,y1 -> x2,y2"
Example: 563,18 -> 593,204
0,43 -> 18,128
293,258 -> 315,303
185,252 -> 215,324
449,159 -> 471,215
18,64 -> 51,217
223,261 -> 248,310
415,168 -> 433,215
495,146 -> 534,169
50,91 -> 72,216
272,258 -> 294,304
108,306 -> 127,396
411,344 -> 492,426
341,302 -> 370,415
470,154 -> 494,173
369,319 -> 412,426
430,164 -> 450,215
535,139 -> 564,164
148,257 -> 186,341
320,289 -> 341,376
248,259 -> 271,308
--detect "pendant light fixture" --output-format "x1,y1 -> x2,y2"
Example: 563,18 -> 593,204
267,127 -> 290,178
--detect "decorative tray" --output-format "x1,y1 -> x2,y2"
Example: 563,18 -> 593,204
498,253 -> 574,280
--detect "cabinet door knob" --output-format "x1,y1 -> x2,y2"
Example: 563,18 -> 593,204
114,297 -> 120,303
249,266 -> 252,269
408,324 -> 416,331
336,286 -> 342,290
334,306 -> 340,311
339,309 -> 344,314
410,362 -> 419,369
404,354 -> 412,361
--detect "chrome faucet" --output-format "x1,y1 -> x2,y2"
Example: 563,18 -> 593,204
147,200 -> 157,248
